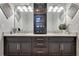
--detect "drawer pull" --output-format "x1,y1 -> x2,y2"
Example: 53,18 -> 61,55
36,51 -> 44,53
60,43 -> 64,51
37,43 -> 44,45
17,43 -> 20,50
37,39 -> 44,40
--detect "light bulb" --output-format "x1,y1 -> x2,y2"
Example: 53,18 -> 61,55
17,6 -> 23,12
48,6 -> 53,12
28,6 -> 33,12
57,6 -> 64,12
53,6 -> 58,12
23,6 -> 28,12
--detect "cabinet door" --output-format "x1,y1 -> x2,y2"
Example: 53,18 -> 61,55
34,3 -> 47,34
60,42 -> 76,56
4,37 -> 21,56
20,37 -> 31,56
7,42 -> 20,56
60,37 -> 76,56
48,38 -> 60,56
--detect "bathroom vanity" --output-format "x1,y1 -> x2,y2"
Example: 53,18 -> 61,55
3,33 -> 77,56
0,3 -> 79,56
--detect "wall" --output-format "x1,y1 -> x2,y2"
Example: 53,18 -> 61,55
0,3 -> 79,56
16,12 -> 33,33
0,8 -> 14,55
13,3 -> 33,33
0,4 -> 33,33
0,8 -> 14,33
68,9 -> 79,33
0,33 -> 3,56
0,3 -> 79,34
68,9 -> 79,56
47,12 -> 59,33
0,3 -> 71,34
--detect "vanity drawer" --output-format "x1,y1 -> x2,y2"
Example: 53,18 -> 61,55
32,42 -> 48,48
48,37 -> 76,42
4,36 -> 31,42
4,36 -> 20,42
32,37 -> 48,42
32,48 -> 48,56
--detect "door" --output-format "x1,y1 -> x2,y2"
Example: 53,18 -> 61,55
20,37 -> 31,56
48,37 -> 76,56
4,37 -> 20,56
34,3 -> 47,34
60,37 -> 76,56
4,37 -> 32,56
48,37 -> 60,56
7,42 -> 20,56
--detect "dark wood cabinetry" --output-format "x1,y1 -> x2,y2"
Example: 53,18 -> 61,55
34,3 -> 47,34
32,37 -> 48,56
48,37 -> 76,56
4,37 -> 31,56
19,37 -> 31,56
49,39 -> 60,56
4,36 -> 76,56
34,3 -> 47,14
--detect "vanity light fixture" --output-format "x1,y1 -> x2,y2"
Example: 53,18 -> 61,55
17,6 -> 23,12
53,6 -> 58,12
57,6 -> 64,12
47,6 -> 64,13
28,6 -> 33,12
22,6 -> 28,12
48,6 -> 53,12
17,6 -> 33,12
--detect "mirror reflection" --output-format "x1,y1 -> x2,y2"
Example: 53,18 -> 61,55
0,3 -> 79,33
13,3 -> 33,33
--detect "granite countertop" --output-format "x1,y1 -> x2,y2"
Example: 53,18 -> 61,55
3,33 -> 77,37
